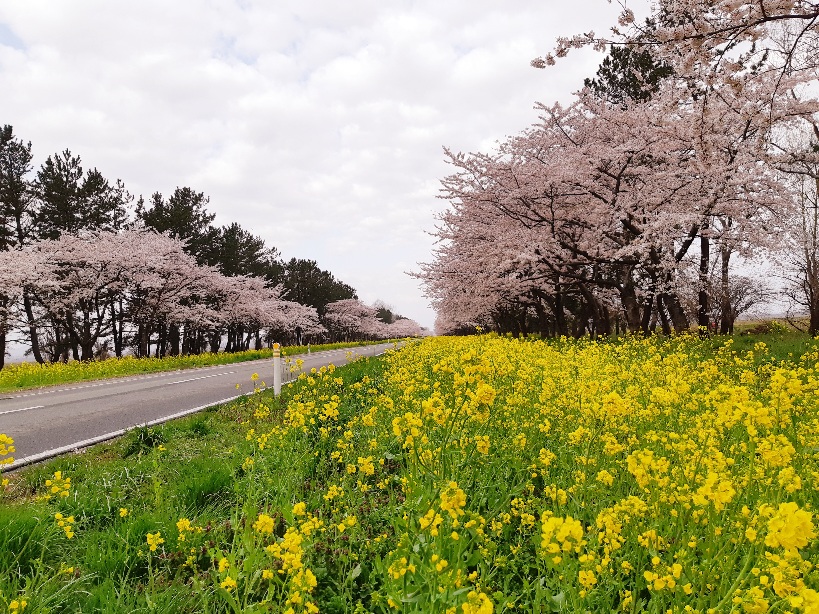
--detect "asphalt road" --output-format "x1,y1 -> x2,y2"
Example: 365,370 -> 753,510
1,343 -> 397,469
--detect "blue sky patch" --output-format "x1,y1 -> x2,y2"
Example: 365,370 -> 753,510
0,22 -> 25,51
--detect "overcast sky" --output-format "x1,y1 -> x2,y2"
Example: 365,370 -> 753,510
0,1 -> 627,330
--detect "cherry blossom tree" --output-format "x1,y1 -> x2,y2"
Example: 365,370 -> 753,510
424,80 -> 803,334
0,229 -> 329,361
780,132 -> 819,334
533,1 -> 819,87
323,299 -> 387,342
384,317 -> 427,338
422,1 -> 819,337
266,300 -> 326,346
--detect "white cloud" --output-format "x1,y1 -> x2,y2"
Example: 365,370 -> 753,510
0,0 -> 626,329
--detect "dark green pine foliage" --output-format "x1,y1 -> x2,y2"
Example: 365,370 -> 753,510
281,258 -> 357,316
584,45 -> 673,106
0,125 -> 39,368
137,187 -> 219,266
0,125 -> 36,249
373,301 -> 403,324
216,222 -> 281,279
35,150 -> 129,239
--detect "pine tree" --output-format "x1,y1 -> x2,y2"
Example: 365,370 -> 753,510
584,45 -> 673,106
35,149 -> 130,239
0,125 -> 44,363
216,222 -> 281,279
137,187 -> 218,265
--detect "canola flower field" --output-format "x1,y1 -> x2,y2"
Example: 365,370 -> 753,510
1,334 -> 818,613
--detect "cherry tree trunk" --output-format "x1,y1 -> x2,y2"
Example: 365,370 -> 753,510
155,323 -> 166,358
23,293 -> 44,364
657,295 -> 671,335
0,315 -> 5,370
811,304 -> 819,338
65,313 -> 80,361
80,309 -> 93,361
548,286 -> 569,336
619,282 -> 643,333
662,292 -> 690,333
208,330 -> 220,354
719,246 -> 732,335
137,324 -> 149,358
698,228 -> 710,331
170,324 -> 181,356
640,294 -> 654,334
808,253 -> 819,337
110,300 -> 122,358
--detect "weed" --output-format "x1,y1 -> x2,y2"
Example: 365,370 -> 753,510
122,426 -> 166,458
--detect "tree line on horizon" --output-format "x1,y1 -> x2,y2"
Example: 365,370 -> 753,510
0,127 -> 424,368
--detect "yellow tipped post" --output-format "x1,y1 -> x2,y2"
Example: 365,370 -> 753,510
272,343 -> 281,396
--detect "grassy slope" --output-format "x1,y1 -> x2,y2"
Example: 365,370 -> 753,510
1,356 -> 384,612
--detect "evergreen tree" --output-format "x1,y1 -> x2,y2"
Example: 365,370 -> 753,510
281,258 -> 357,316
35,149 -> 130,239
216,222 -> 281,279
0,125 -> 36,249
0,125 -> 44,364
137,187 -> 218,265
585,45 -> 673,106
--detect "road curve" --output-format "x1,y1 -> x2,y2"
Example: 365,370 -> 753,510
1,343 -> 397,470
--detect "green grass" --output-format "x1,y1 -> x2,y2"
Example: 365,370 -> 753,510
0,356 -> 384,612
0,339 -> 396,393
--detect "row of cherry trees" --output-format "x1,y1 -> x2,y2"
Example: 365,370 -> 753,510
0,229 -> 320,362
421,1 -> 819,336
0,128 -> 424,366
323,298 -> 427,342
0,229 -> 424,367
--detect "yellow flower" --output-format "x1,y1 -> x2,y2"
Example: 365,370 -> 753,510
253,513 -> 276,534
764,502 -> 815,550
218,557 -> 230,572
44,471 -> 71,499
119,508 -> 129,518
540,514 -> 585,555
461,590 -> 493,614
8,599 -> 27,614
146,532 -> 164,552
578,569 -> 597,588
55,513 -> 76,539
596,470 -> 615,486
0,433 -> 15,463
220,576 -> 237,591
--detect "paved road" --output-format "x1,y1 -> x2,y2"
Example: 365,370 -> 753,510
1,343 -> 396,469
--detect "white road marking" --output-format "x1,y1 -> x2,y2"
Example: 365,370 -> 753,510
0,363 -> 263,400
0,405 -> 44,416
169,371 -> 236,385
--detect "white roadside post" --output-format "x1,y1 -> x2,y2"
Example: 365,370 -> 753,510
273,342 -> 282,397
